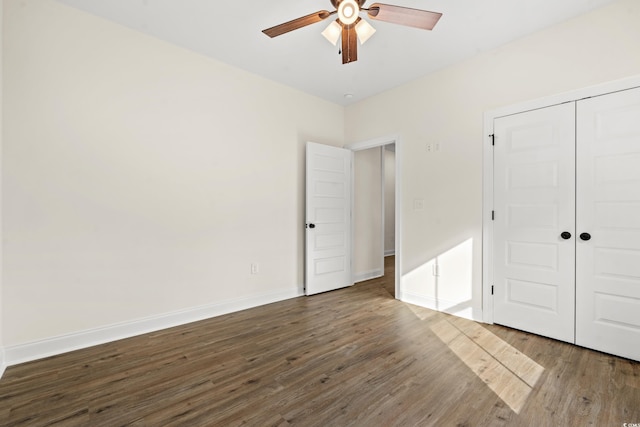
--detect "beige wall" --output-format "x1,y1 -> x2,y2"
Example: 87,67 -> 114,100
2,0 -> 343,346
4,0 -> 640,357
384,148 -> 395,255
353,147 -> 383,280
345,0 -> 640,320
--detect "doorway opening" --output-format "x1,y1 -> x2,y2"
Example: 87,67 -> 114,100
346,136 -> 401,298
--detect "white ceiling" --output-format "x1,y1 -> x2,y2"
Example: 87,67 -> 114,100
55,0 -> 618,106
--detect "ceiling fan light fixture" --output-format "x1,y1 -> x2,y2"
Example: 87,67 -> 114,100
263,1 -> 443,64
355,19 -> 376,44
321,20 -> 342,46
337,0 -> 359,25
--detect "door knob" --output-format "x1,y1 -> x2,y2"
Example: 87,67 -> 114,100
580,232 -> 591,241
560,231 -> 572,240
307,223 -> 316,229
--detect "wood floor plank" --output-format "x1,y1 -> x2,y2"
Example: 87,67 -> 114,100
1,256 -> 639,426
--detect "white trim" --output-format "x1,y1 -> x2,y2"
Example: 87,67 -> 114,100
354,269 -> 384,283
345,134 -> 399,152
482,116 -> 495,324
350,150 -> 355,288
379,147 -> 386,278
395,139 -> 402,299
482,74 -> 640,324
345,135 -> 402,299
4,288 -> 302,366
487,75 -> 640,120
401,291 -> 434,309
384,250 -> 396,257
402,292 -> 474,320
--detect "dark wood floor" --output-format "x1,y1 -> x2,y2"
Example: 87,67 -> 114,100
1,256 -> 639,426
382,255 -> 395,298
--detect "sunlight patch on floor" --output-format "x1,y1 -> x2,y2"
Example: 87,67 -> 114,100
405,302 -> 440,321
430,318 -> 544,413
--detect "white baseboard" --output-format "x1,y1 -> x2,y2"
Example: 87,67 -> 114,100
5,288 -> 303,367
400,292 -> 475,321
400,292 -> 438,311
353,268 -> 383,283
384,250 -> 395,257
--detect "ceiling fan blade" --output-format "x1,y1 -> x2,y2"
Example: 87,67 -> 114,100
367,3 -> 442,30
342,24 -> 358,64
262,10 -> 333,38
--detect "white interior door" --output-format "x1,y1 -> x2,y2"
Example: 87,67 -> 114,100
493,103 -> 576,343
576,87 -> 640,361
305,142 -> 353,295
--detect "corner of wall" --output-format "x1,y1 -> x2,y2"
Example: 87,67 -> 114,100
0,349 -> 6,380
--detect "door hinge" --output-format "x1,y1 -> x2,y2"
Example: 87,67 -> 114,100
491,285 -> 494,295
490,134 -> 495,146
492,210 -> 495,221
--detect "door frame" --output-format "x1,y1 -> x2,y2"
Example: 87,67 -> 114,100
345,135 -> 402,298
482,75 -> 640,324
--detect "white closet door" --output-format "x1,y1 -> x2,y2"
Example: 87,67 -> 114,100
493,103 -> 576,343
576,87 -> 640,361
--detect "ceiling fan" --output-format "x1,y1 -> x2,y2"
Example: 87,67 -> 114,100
262,0 -> 442,64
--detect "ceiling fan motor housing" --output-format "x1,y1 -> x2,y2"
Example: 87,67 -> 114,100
337,0 -> 360,25
331,0 -> 368,8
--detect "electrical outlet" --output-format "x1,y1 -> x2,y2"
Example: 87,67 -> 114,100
435,142 -> 441,152
413,199 -> 425,210
426,143 -> 433,153
251,263 -> 259,274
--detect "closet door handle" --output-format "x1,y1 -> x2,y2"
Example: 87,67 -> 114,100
580,232 -> 591,241
560,231 -> 572,240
